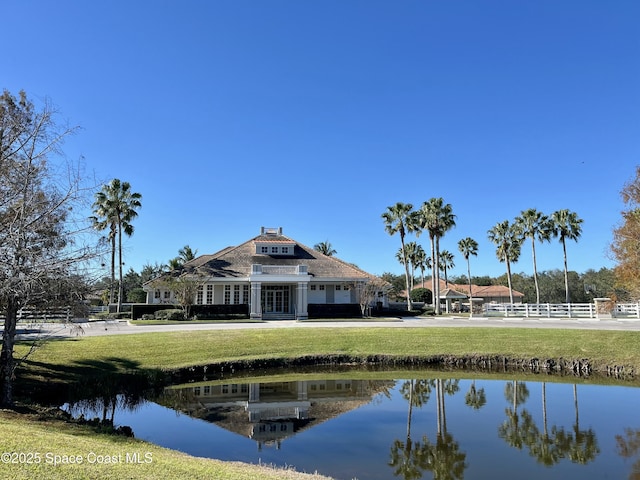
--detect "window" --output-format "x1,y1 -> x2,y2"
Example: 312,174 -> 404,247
196,286 -> 203,305
163,290 -> 171,299
271,246 -> 278,254
344,285 -> 350,291
224,285 -> 230,305
233,285 -> 240,304
281,246 -> 289,254
261,246 -> 268,253
194,387 -> 201,396
243,285 -> 249,304
222,385 -> 229,394
319,285 -> 325,291
204,386 -> 210,395
310,285 -> 316,291
154,290 -> 160,299
336,285 -> 341,291
206,285 -> 213,304
232,384 -> 238,394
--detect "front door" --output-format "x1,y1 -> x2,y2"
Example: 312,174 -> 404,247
261,285 -> 290,314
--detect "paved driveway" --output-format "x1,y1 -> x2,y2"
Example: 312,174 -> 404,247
16,315 -> 640,339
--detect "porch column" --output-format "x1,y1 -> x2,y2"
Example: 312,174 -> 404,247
250,282 -> 262,320
296,282 -> 308,320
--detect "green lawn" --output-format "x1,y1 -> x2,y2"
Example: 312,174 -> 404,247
8,326 -> 640,480
18,327 -> 640,379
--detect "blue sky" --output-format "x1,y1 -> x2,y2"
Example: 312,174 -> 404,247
3,1 -> 639,279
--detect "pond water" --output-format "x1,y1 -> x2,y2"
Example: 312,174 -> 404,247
64,374 -> 640,479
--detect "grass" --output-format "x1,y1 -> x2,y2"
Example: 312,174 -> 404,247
9,326 -> 640,479
0,408 -> 331,480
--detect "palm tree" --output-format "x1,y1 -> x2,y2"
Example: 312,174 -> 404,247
417,198 -> 456,314
314,240 -> 337,257
382,203 -> 418,311
457,237 -> 478,317
516,209 -> 553,304
91,179 -> 142,312
465,380 -> 486,410
178,245 -> 198,263
487,220 -> 523,304
397,242 -> 420,291
551,209 -> 583,303
414,245 -> 428,288
169,245 -> 199,270
438,250 -> 455,287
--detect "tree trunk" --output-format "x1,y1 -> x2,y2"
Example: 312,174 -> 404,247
562,238 -> 570,303
400,235 -> 413,311
117,219 -> 123,313
110,234 -> 116,305
434,236 -> 442,314
531,238 -> 540,304
1,298 -> 19,407
430,236 -> 437,310
466,257 -> 473,318
506,258 -> 515,304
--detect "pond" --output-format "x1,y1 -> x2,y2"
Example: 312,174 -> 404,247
64,373 -> 640,479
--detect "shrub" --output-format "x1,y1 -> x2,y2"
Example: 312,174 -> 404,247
154,309 -> 185,321
410,288 -> 432,304
141,314 -> 155,320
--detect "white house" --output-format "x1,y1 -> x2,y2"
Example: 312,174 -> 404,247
143,227 -> 388,320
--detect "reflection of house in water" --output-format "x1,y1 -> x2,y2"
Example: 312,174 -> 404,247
164,379 -> 394,450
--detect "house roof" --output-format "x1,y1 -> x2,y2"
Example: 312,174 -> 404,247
177,228 -> 374,280
402,278 -> 525,300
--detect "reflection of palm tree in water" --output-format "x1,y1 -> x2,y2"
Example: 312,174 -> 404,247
389,379 -> 467,480
500,381 -> 599,466
568,384 -> 599,464
425,379 -> 466,480
389,379 -> 433,479
499,380 -> 534,450
465,380 -> 486,410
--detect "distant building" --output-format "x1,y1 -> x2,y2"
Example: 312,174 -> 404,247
143,227 -> 388,320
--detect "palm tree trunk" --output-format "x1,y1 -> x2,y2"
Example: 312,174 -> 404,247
466,258 -> 473,318
430,236 -> 437,311
506,257 -> 515,304
400,235 -> 412,311
117,219 -> 124,313
562,238 -> 570,303
531,239 -> 540,304
110,234 -> 116,305
435,236 -> 442,314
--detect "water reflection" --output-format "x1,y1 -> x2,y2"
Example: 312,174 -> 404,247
159,379 -> 395,450
64,374 -> 640,479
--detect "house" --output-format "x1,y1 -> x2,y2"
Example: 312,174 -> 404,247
404,279 -> 525,313
143,227 -> 388,320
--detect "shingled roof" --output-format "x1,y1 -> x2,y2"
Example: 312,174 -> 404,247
180,229 -> 373,280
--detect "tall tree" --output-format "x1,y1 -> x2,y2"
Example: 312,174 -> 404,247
91,179 -> 142,312
488,220 -> 523,304
397,241 -> 420,291
313,240 -> 337,257
458,237 -> 478,316
611,166 -> 640,298
414,244 -> 428,288
551,209 -> 583,303
0,90 -> 93,406
516,209 -> 553,304
438,250 -> 455,287
169,244 -> 199,270
382,203 -> 418,311
418,198 -> 456,314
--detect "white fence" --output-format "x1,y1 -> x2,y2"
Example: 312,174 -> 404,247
483,302 -> 640,319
